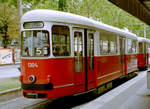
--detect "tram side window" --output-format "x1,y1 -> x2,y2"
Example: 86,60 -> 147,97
139,43 -> 143,54
100,33 -> 117,55
52,25 -> 70,56
127,39 -> 132,53
110,36 -> 117,54
149,43 -> 150,49
144,42 -> 147,54
100,34 -> 109,54
148,43 -> 150,53
132,40 -> 137,53
127,39 -> 137,53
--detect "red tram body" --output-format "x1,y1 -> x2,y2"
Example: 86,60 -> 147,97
137,37 -> 150,70
20,10 -> 138,99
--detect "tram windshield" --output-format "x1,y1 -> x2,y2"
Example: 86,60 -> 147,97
21,30 -> 50,57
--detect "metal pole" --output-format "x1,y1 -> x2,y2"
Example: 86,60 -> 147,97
19,0 -> 22,16
144,25 -> 146,38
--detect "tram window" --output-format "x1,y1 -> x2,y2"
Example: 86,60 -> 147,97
149,43 -> 150,48
21,30 -> 50,57
139,43 -> 143,53
110,36 -> 117,54
74,32 -> 83,72
127,39 -> 132,53
88,33 -> 94,70
132,40 -> 137,53
100,34 -> 109,54
127,39 -> 137,53
52,25 -> 70,56
100,33 -> 117,55
144,42 -> 147,54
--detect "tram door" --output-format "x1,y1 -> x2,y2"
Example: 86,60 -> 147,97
119,37 -> 125,75
73,29 -> 85,93
86,30 -> 95,90
144,42 -> 147,65
73,28 -> 95,93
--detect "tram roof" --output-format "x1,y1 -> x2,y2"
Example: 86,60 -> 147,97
137,37 -> 150,43
21,9 -> 137,39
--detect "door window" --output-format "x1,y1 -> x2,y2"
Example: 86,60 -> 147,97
88,33 -> 94,70
74,32 -> 83,72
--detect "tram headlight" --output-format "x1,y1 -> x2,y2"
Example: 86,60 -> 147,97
28,75 -> 36,83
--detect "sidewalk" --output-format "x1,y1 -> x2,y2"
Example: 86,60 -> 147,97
73,70 -> 150,109
0,64 -> 20,79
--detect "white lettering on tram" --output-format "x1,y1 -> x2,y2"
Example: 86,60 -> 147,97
28,63 -> 38,68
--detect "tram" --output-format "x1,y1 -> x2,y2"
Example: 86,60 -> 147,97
20,9 -> 138,99
137,37 -> 150,70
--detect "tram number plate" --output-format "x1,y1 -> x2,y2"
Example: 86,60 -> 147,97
27,93 -> 38,98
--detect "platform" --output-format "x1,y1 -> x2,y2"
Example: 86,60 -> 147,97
73,70 -> 150,109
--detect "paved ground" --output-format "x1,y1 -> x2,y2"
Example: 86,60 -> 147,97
0,65 -> 20,79
73,70 -> 149,109
0,97 -> 46,109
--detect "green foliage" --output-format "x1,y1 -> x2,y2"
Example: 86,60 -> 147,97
0,0 -> 9,3
29,0 -> 150,38
9,0 -> 18,8
0,77 -> 20,91
0,3 -> 19,48
23,0 -> 46,9
37,0 -> 58,10
58,0 -> 67,11
0,0 -> 150,48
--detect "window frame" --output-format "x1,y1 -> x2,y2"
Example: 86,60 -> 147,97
99,31 -> 118,55
51,24 -> 71,57
87,30 -> 95,70
21,30 -> 50,57
127,38 -> 137,54
73,30 -> 84,72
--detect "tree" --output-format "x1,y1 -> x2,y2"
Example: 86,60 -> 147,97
58,0 -> 67,11
1,0 -> 149,42
0,3 -> 19,48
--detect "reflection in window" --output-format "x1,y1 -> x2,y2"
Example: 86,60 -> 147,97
21,30 -> 50,57
127,39 -> 132,53
132,40 -> 137,53
74,32 -> 83,72
144,42 -> 147,53
149,43 -> 150,49
127,39 -> 137,53
144,42 -> 147,58
110,36 -> 117,54
100,34 -> 109,54
139,43 -> 143,54
52,25 -> 70,56
88,33 -> 94,70
100,32 -> 117,55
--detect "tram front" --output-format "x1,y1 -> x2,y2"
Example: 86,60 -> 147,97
20,21 -> 53,98
20,10 -> 74,99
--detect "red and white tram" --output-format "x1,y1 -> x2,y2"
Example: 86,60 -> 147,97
137,37 -> 150,70
20,9 -> 138,99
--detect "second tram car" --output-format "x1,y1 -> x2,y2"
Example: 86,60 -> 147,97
137,37 -> 150,70
20,9 -> 138,99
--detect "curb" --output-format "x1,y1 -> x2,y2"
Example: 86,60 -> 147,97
0,88 -> 22,102
0,63 -> 20,67
0,88 -> 21,96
